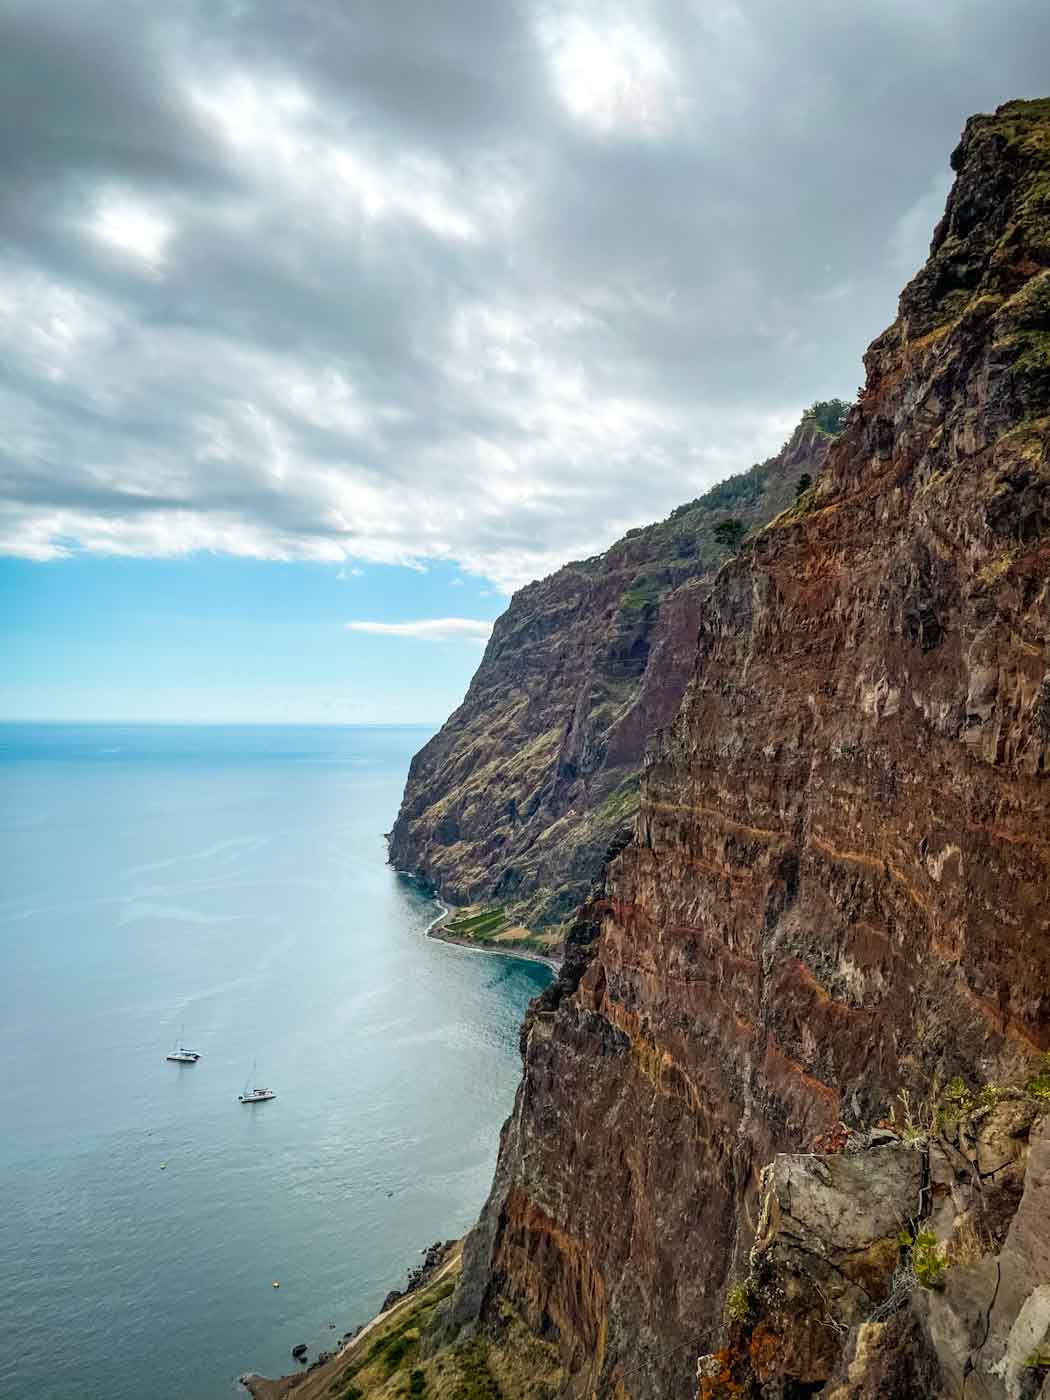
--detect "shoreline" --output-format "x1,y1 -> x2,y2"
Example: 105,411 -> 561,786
423,897 -> 562,973
428,919 -> 562,972
241,1245 -> 464,1399
397,869 -> 563,974
240,879 -> 557,1395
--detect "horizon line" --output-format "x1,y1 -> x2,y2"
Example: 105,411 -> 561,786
0,717 -> 440,728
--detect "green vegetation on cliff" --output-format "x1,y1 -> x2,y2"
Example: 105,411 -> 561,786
246,1250 -> 562,1400
439,904 -> 560,959
388,415 -> 833,951
801,397 -> 850,434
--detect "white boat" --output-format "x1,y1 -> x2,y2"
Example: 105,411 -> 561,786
166,1039 -> 200,1064
238,1061 -> 275,1103
239,1087 -> 276,1103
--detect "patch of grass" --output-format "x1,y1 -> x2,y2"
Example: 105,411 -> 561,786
933,1076 -> 1025,1128
725,1281 -> 752,1324
446,907 -> 508,940
934,1075 -> 976,1130
932,1063 -> 1050,1133
895,1089 -> 932,1145
670,467 -> 763,518
937,287 -> 975,322
597,776 -> 640,824
947,1215 -> 992,1268
1026,1054 -> 1050,1104
449,1339 -> 504,1400
619,573 -> 667,611
977,546 -> 1020,585
328,1380 -> 362,1400
998,269 -> 1050,330
324,1258 -> 461,1398
329,1362 -> 363,1394
361,1316 -> 425,1383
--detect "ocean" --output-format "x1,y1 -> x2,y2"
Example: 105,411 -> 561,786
0,723 -> 551,1400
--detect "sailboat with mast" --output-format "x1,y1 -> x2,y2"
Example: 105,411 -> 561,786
238,1060 -> 275,1103
166,1028 -> 200,1063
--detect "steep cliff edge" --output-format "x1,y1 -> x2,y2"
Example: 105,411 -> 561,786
245,97 -> 1050,1400
444,98 -> 1050,1399
389,421 -> 831,950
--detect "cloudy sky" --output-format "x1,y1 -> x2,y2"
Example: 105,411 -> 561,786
2,0 -> 1047,722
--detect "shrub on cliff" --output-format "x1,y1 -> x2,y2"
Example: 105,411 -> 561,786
713,518 -> 747,552
802,397 -> 850,433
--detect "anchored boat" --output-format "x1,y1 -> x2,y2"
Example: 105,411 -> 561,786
166,1038 -> 200,1064
238,1061 -> 275,1103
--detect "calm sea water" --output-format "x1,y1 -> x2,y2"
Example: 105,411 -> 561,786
0,724 -> 549,1400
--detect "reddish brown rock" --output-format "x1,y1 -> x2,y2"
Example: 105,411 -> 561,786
388,421 -> 832,943
446,99 -> 1050,1400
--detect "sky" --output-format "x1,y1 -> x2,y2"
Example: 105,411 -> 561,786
1,0 -> 1047,723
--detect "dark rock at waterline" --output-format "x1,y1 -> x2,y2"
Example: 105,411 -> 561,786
379,1239 -> 454,1316
291,1343 -> 307,1361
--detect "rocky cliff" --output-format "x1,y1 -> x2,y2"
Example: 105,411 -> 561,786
440,98 -> 1050,1399
249,97 -> 1050,1400
389,421 -> 831,950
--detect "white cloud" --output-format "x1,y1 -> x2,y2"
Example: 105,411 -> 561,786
345,618 -> 494,642
538,6 -> 685,138
888,172 -> 953,275
3,0 -> 1046,596
88,193 -> 173,272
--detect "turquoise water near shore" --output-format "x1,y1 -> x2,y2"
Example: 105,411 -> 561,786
0,724 -> 550,1400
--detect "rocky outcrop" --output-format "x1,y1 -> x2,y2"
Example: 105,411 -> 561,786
379,1240 -> 455,1314
442,98 -> 1050,1399
698,1095 -> 1050,1399
388,422 -> 832,944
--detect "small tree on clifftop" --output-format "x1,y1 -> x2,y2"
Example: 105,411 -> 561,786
713,518 -> 747,553
802,398 -> 850,434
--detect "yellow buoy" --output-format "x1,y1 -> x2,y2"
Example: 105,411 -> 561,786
160,1163 -> 167,1170
272,1281 -> 280,1289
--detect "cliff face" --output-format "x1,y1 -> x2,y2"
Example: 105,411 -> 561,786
447,99 -> 1050,1399
389,423 -> 830,944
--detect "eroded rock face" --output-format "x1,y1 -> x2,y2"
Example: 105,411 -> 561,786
388,423 -> 831,939
696,1108 -> 1050,1400
449,99 -> 1050,1399
922,1113 -> 1050,1400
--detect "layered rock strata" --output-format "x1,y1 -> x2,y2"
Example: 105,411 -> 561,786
388,421 -> 832,946
444,99 -> 1050,1400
